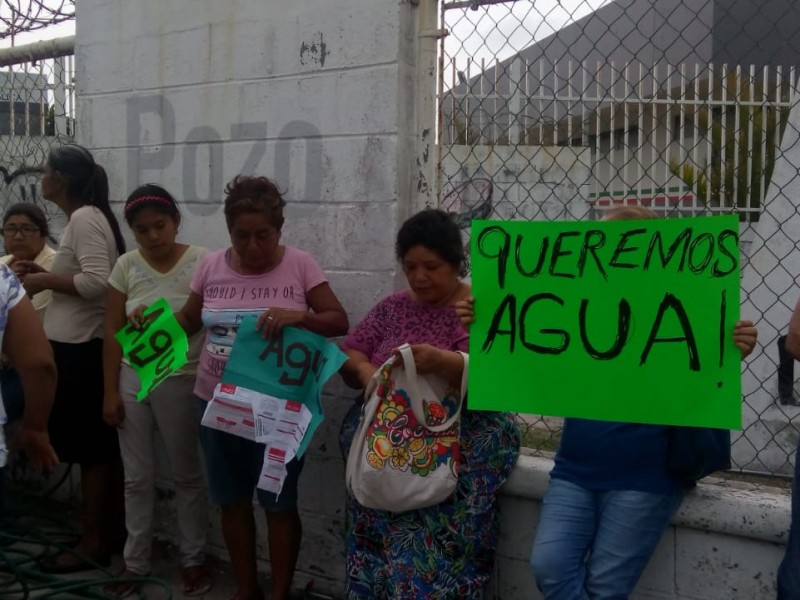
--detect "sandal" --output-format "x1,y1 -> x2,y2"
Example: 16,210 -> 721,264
181,564 -> 213,597
102,569 -> 143,599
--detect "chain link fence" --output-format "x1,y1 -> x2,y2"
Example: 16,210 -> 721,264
0,0 -> 75,239
437,0 -> 800,476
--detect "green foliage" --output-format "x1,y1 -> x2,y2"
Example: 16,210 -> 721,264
669,73 -> 791,221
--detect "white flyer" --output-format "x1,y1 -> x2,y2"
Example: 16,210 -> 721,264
254,396 -> 313,495
200,383 -> 258,441
257,444 -> 291,495
201,383 -> 312,496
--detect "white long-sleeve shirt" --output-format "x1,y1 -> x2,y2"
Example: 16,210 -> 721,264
43,205 -> 118,343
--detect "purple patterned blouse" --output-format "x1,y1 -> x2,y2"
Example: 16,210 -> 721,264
342,291 -> 469,366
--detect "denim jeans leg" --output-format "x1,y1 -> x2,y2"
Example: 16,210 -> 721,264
530,478 -> 596,600
778,438 -> 800,599
585,488 -> 683,599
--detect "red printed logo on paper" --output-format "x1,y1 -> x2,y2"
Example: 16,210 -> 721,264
220,383 -> 237,394
268,447 -> 286,461
285,401 -> 302,413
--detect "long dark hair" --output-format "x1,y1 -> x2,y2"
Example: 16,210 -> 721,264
47,144 -> 126,256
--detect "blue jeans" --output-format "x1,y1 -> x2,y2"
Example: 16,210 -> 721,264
530,478 -> 683,600
777,438 -> 800,599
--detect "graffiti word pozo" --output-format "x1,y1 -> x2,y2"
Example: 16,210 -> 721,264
469,216 -> 741,429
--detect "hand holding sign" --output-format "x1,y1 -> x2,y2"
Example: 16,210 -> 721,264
114,298 -> 189,401
222,318 -> 347,457
256,307 -> 307,338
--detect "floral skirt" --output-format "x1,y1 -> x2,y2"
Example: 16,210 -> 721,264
339,403 -> 521,600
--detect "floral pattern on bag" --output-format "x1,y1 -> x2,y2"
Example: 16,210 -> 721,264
364,367 -> 460,478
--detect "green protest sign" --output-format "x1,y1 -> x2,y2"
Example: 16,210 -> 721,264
114,297 -> 189,401
221,318 -> 347,456
469,215 -> 742,429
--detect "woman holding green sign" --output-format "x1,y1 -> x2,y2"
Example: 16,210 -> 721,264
457,205 -> 759,600
102,185 -> 212,598
139,175 -> 348,600
16,144 -> 127,574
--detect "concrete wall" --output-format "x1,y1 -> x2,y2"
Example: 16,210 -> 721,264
142,448 -> 792,599
490,455 -> 790,600
77,0 -> 436,324
76,0 -> 436,593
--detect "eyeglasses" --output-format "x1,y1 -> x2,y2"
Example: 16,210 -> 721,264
2,225 -> 40,237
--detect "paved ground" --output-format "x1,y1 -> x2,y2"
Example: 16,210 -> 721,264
1,486 -> 335,599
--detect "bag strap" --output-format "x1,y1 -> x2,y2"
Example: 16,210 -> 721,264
397,344 -> 468,433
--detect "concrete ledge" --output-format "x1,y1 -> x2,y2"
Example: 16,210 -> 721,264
492,453 -> 792,599
504,454 -> 791,542
20,445 -> 793,599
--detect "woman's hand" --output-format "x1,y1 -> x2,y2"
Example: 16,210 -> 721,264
395,344 -> 446,375
13,260 -> 46,275
22,272 -> 48,296
396,344 -> 465,387
734,319 -> 758,359
256,308 -> 306,338
103,392 -> 125,428
455,296 -> 475,331
127,304 -> 149,329
11,428 -> 58,471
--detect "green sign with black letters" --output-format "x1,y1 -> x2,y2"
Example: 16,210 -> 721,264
114,297 -> 189,401
468,215 -> 742,429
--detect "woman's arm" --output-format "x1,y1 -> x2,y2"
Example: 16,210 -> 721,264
18,217 -> 111,298
128,292 -> 205,337
22,271 -> 78,296
4,296 -> 58,471
455,296 -> 475,331
341,349 -> 378,389
102,287 -> 128,426
175,292 -> 205,336
256,282 -> 349,338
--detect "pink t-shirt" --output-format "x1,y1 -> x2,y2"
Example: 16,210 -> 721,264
189,246 -> 328,400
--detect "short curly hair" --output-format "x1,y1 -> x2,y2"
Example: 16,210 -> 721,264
223,175 -> 286,231
395,209 -> 466,275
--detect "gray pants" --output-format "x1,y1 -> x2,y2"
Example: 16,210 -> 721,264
118,364 -> 207,574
